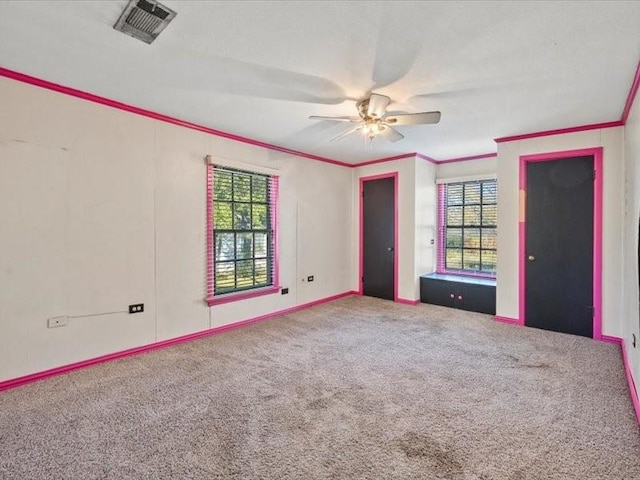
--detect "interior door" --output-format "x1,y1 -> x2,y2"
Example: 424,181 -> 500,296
362,177 -> 395,300
525,155 -> 594,337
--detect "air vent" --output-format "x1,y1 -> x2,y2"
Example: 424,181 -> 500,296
114,0 -> 177,44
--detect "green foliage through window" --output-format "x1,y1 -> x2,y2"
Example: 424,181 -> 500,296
442,179 -> 497,274
213,166 -> 274,294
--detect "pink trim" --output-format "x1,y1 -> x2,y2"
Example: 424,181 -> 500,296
0,67 -> 506,169
0,291 -> 357,393
600,335 -> 623,345
396,297 -> 420,306
415,153 -> 439,164
206,170 -> 280,306
353,153 -> 416,168
358,172 -> 399,302
621,340 -> 640,425
621,61 -> 640,124
437,153 -> 497,164
518,147 -> 603,338
436,184 -> 445,272
435,182 -> 497,279
0,66 -> 350,168
207,285 -> 281,306
206,165 -> 214,299
495,121 -> 623,144
271,176 -> 280,289
494,316 -> 522,325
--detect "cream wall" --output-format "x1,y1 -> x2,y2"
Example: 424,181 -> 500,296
436,157 -> 498,181
622,90 -> 640,397
414,158 -> 438,297
496,127 -> 625,337
0,77 -> 353,382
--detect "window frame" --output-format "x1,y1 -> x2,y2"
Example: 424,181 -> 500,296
437,179 -> 497,278
206,163 -> 280,306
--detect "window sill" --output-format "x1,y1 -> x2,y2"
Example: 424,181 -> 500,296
437,270 -> 496,280
428,272 -> 496,286
207,285 -> 281,306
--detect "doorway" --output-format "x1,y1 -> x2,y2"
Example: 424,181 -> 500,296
519,148 -> 602,339
360,173 -> 397,301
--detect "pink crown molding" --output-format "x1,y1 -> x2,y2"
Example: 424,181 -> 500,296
3,59 -> 640,166
0,66 -> 350,167
494,121 -> 623,144
622,60 -> 640,124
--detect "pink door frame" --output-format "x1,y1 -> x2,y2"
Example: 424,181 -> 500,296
359,172 -> 399,302
518,147 -> 603,340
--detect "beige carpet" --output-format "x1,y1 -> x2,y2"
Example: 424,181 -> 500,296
0,296 -> 639,479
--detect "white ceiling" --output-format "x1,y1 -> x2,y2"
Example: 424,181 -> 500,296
0,1 -> 639,163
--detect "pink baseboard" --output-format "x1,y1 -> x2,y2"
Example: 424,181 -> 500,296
396,298 -> 420,306
597,335 -> 639,425
0,290 -> 357,393
620,340 -> 640,425
600,335 -> 623,345
494,315 -> 522,325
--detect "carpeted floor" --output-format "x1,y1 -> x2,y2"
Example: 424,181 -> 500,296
1,296 -> 639,479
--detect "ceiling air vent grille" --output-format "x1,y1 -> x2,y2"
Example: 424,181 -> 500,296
114,0 -> 177,44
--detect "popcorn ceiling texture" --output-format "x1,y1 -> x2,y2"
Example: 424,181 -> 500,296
1,296 -> 638,479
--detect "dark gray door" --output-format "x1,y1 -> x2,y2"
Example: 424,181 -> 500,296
362,178 -> 395,300
525,155 -> 594,337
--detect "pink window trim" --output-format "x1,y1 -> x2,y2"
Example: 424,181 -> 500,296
207,285 -> 281,306
206,164 -> 280,306
436,182 -> 497,279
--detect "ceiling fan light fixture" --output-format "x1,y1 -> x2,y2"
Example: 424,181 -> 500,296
310,92 -> 440,143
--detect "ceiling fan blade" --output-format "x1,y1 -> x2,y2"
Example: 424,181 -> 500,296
380,125 -> 404,143
367,94 -> 391,118
330,124 -> 363,142
309,115 -> 361,123
384,111 -> 441,126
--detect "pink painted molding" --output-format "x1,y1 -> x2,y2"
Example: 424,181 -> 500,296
600,335 -> 623,345
358,172 -> 399,302
206,167 -> 280,306
437,153 -> 497,164
207,286 -> 281,306
621,60 -> 640,124
518,147 -> 603,339
2,64 -> 639,167
0,66 -> 351,168
396,298 -> 420,306
494,316 -> 522,325
495,121 -> 623,144
621,340 -> 640,425
0,290 -> 358,393
602,335 -> 640,425
353,153 -> 417,168
415,153 -> 439,164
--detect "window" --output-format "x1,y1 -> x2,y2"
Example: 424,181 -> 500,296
438,179 -> 497,276
207,164 -> 278,304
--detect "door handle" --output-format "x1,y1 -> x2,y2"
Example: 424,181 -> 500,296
387,247 -> 394,252
528,255 -> 536,261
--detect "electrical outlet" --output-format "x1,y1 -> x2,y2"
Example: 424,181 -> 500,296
307,275 -> 314,282
281,288 -> 289,295
47,316 -> 68,328
129,303 -> 144,314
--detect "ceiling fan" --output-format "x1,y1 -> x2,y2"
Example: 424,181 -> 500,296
309,93 -> 441,143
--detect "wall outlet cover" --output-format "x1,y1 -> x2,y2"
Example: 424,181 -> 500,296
129,304 -> 144,314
